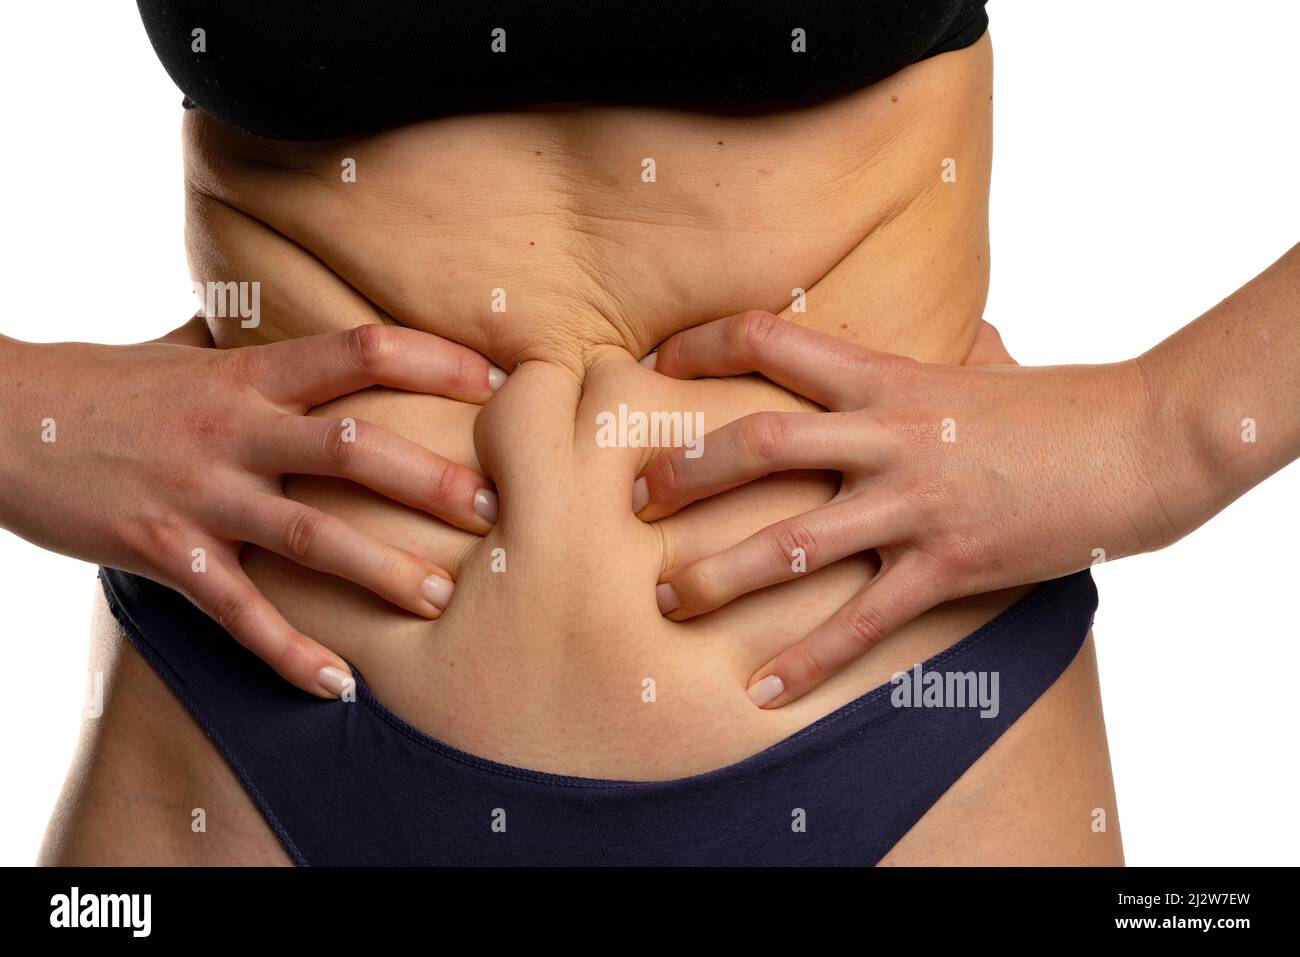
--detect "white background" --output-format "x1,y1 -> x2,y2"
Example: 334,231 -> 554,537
1,2 -> 1296,865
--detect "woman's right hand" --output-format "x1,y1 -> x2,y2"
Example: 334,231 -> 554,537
0,321 -> 505,698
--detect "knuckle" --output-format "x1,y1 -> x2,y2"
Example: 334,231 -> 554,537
654,450 -> 690,501
168,462 -> 206,498
129,516 -> 185,562
210,588 -> 254,635
882,412 -> 932,451
269,630 -> 312,677
769,519 -> 817,569
453,348 -> 479,393
321,418 -> 360,469
344,324 -> 391,375
927,531 -> 982,584
424,458 -> 462,506
877,353 -> 919,388
857,410 -> 899,459
741,412 -> 792,464
733,310 -> 784,358
788,645 -> 827,685
679,561 -> 725,609
218,346 -> 259,391
841,601 -> 888,652
177,400 -> 238,445
375,549 -> 407,590
283,508 -> 325,561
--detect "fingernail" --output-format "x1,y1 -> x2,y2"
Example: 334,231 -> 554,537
315,666 -> 354,699
656,582 -> 680,614
488,365 -> 508,391
746,675 -> 785,708
422,574 -> 454,609
631,477 -> 649,513
473,487 -> 499,522
640,350 -> 658,370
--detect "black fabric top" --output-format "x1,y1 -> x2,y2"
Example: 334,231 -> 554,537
137,1 -> 990,140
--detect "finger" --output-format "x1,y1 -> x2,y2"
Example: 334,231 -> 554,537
650,310 -> 896,411
182,559 -> 353,699
744,556 -> 944,708
965,320 -> 1018,366
233,495 -> 456,618
238,325 -> 508,409
252,415 -> 498,533
634,411 -> 874,521
658,497 -> 906,619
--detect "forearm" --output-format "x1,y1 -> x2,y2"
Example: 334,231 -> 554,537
1135,242 -> 1300,547
0,335 -> 45,528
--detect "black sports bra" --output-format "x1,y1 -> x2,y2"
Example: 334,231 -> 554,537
137,1 -> 989,140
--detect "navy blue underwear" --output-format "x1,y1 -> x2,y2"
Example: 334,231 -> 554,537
98,567 -> 1096,866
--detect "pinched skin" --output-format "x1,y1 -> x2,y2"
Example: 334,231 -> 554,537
43,35 -> 1124,864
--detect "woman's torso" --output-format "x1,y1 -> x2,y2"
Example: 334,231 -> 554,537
180,35 -> 1012,780
51,32 -> 1121,864
181,33 -> 1058,779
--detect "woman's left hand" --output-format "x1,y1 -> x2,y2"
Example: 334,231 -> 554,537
634,311 -> 1190,708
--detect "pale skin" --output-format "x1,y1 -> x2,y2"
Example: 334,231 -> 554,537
3,244 -> 1294,714
4,22 -> 1244,866
0,319 -> 505,697
636,241 -> 1300,707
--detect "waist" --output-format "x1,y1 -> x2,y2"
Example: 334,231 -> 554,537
188,37 -> 1001,776
242,342 -> 1037,780
186,33 -> 992,366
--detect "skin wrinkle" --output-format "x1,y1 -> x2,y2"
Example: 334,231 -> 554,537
543,129 -> 823,362
48,33 -> 1121,863
185,186 -> 392,343
188,84 -> 961,366
200,91 -> 993,702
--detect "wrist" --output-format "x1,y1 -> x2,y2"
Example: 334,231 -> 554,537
1125,349 -> 1231,553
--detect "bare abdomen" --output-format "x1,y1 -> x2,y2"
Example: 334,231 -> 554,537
188,36 -> 1018,777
